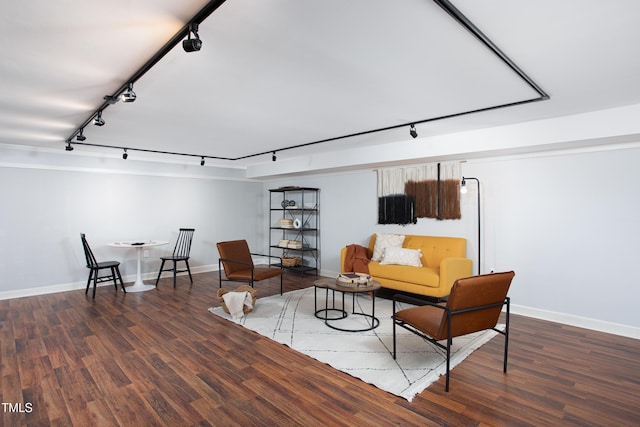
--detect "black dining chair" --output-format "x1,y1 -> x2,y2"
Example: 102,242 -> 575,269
155,228 -> 195,288
81,233 -> 126,299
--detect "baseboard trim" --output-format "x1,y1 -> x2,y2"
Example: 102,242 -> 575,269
0,264 -> 219,301
512,304 -> 640,340
0,261 -> 277,300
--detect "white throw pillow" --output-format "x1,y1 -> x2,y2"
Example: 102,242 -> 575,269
380,247 -> 423,267
371,233 -> 405,262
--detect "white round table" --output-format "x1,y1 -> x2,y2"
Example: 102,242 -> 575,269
108,240 -> 169,292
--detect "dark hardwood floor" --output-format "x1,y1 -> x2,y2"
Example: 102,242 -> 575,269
1,272 -> 639,426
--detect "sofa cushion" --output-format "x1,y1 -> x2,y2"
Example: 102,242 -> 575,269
371,233 -> 405,261
369,261 -> 440,288
402,235 -> 467,268
380,247 -> 422,267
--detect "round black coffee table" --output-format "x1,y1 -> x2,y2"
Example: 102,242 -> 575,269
313,278 -> 381,332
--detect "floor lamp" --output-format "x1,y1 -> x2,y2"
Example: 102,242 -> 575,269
461,177 -> 481,275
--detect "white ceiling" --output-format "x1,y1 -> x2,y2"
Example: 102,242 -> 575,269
2,0 -> 640,169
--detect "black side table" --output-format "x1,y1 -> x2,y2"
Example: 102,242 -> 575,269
313,278 -> 381,332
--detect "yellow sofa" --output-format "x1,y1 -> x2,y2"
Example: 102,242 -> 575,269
341,234 -> 473,298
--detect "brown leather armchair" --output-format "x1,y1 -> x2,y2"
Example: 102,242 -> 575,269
217,240 -> 284,294
392,271 -> 515,391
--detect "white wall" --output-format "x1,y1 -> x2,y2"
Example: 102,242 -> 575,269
0,160 -> 262,297
468,146 -> 640,328
264,144 -> 640,334
2,141 -> 639,336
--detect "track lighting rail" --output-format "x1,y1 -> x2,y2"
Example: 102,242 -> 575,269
65,0 -> 228,144
64,0 -> 549,164
72,140 -> 235,161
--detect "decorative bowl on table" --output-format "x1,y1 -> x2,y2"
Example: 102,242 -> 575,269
281,256 -> 302,267
336,272 -> 371,287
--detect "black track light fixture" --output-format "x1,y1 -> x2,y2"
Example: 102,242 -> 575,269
93,111 -> 105,126
272,151 -> 277,162
65,141 -> 74,151
122,148 -> 128,160
182,23 -> 202,52
200,156 -> 205,166
121,82 -> 136,103
76,128 -> 86,141
409,124 -> 418,139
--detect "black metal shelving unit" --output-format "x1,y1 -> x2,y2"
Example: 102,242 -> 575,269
269,187 -> 319,275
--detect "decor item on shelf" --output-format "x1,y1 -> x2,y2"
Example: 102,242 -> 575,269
281,199 -> 297,208
279,219 -> 293,228
281,256 -> 302,267
287,240 -> 302,249
278,239 -> 290,248
293,218 -> 301,229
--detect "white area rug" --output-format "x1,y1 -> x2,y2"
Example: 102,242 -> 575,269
209,287 -> 500,401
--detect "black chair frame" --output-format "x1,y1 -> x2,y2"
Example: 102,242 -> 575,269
155,228 -> 195,288
392,293 -> 510,392
218,252 -> 284,294
81,233 -> 126,299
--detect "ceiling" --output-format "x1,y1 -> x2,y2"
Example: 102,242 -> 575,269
2,0 -> 640,169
